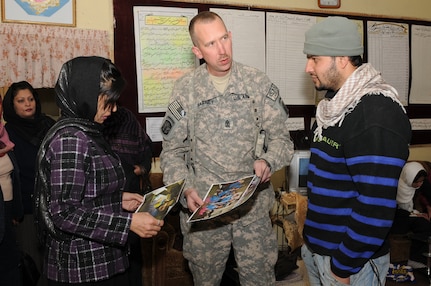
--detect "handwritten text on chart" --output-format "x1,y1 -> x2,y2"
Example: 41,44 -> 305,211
134,8 -> 198,113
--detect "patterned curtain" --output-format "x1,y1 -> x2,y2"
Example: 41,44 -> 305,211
0,23 -> 110,88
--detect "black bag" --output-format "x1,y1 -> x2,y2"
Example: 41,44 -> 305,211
19,252 -> 40,286
275,249 -> 299,281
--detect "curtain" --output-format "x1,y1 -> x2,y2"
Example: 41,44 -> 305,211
0,23 -> 110,88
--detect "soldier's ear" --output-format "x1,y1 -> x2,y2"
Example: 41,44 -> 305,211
192,46 -> 203,59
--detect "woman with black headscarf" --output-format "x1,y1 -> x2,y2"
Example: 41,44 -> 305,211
3,80 -> 55,282
0,93 -> 23,286
35,56 -> 163,286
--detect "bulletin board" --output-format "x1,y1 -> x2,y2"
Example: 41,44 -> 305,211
113,0 -> 431,156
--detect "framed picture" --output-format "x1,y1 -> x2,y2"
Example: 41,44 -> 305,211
1,0 -> 76,27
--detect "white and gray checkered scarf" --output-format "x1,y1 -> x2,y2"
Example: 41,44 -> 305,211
314,63 -> 406,141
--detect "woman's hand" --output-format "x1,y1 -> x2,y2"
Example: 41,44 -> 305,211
417,212 -> 430,221
130,212 -> 164,238
122,192 -> 144,212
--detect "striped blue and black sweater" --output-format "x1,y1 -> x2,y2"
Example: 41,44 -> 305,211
304,94 -> 411,278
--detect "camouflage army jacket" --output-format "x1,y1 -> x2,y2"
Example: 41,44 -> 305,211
160,61 -> 293,225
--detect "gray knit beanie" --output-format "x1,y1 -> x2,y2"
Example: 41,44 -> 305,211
303,16 -> 363,56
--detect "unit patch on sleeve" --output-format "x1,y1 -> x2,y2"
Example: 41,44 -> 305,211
266,84 -> 279,101
161,116 -> 175,136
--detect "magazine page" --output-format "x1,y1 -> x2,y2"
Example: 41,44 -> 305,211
135,178 -> 185,220
187,175 -> 260,223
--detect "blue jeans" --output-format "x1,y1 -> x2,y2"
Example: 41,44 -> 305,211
301,244 -> 389,286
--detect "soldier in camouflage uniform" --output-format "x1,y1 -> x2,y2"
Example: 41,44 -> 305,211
160,11 -> 294,286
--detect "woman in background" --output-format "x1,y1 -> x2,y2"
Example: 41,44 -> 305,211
0,94 -> 24,286
392,161 -> 431,264
415,161 -> 431,218
103,105 -> 153,195
103,105 -> 153,286
3,80 -> 55,284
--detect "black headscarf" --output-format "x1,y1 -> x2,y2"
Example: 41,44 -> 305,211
103,106 -> 152,169
52,56 -> 117,150
3,81 -> 55,147
55,56 -> 105,121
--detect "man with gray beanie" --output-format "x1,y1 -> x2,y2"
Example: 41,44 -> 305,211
301,16 -> 411,285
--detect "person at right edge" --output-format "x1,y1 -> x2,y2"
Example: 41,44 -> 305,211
160,11 -> 294,286
301,16 -> 412,286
